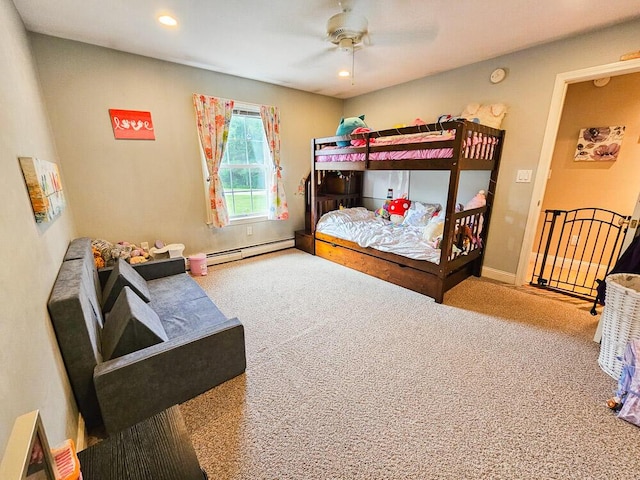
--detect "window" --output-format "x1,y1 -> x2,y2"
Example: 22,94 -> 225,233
219,107 -> 270,220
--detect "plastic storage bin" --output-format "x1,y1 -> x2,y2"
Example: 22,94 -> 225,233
188,253 -> 207,276
598,273 -> 640,379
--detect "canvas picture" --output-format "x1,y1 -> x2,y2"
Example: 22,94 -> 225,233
574,126 -> 625,162
109,109 -> 155,140
19,157 -> 66,223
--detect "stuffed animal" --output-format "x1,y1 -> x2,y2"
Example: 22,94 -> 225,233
336,115 -> 367,146
460,103 -> 507,129
388,197 -> 411,224
464,190 -> 486,210
92,246 -> 105,269
423,219 -> 444,244
455,224 -> 474,250
437,114 -> 465,124
90,238 -> 150,267
375,200 -> 391,220
461,190 -> 487,245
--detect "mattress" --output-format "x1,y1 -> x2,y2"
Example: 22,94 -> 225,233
316,207 -> 442,263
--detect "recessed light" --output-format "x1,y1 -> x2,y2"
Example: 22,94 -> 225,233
158,15 -> 178,27
338,70 -> 350,78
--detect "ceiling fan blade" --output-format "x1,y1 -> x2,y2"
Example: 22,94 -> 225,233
367,24 -> 439,47
292,46 -> 337,68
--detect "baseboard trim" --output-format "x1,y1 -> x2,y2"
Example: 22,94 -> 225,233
482,266 -> 516,285
194,239 -> 295,267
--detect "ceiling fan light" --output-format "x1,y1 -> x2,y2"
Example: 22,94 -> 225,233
338,38 -> 354,53
158,15 -> 178,27
338,70 -> 351,78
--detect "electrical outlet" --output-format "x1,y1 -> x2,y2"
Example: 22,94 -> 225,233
140,241 -> 149,251
570,235 -> 579,246
247,226 -> 253,236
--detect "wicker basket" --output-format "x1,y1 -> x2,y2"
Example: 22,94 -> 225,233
598,273 -> 640,379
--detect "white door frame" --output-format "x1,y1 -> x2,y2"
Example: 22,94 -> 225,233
516,57 -> 640,286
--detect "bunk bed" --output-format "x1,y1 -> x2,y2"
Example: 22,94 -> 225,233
305,120 -> 505,303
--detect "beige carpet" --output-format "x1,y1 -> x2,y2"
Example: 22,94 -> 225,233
180,249 -> 639,479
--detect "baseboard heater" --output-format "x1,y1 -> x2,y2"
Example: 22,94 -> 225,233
200,238 -> 295,267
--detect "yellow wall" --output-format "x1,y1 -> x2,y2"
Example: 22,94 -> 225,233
542,73 -> 640,214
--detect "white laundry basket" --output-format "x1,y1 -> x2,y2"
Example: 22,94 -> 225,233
598,273 -> 640,379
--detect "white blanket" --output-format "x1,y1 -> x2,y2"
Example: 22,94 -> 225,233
316,207 -> 441,263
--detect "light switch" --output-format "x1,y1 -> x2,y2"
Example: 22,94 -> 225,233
516,169 -> 532,183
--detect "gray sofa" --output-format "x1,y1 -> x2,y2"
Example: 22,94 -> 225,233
48,237 -> 246,434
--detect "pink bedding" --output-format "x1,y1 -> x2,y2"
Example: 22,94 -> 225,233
315,129 -> 499,163
316,130 -> 456,163
317,148 -> 454,163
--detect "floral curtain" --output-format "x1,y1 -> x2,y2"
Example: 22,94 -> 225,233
260,105 -> 289,220
192,94 -> 234,227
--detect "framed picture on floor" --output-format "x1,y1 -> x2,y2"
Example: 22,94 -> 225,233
0,410 -> 57,480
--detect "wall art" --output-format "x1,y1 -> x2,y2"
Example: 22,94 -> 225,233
574,126 -> 625,162
19,157 -> 66,223
109,109 -> 155,140
0,410 -> 57,480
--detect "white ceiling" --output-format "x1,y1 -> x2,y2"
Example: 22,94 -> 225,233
13,0 -> 640,99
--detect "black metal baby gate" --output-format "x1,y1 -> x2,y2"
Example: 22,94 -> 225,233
530,208 -> 630,301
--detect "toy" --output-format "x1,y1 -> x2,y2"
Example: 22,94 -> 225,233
92,246 -> 105,269
388,197 -> 411,224
459,190 -> 487,246
437,114 -> 465,124
350,126 -> 375,146
335,115 -> 367,146
375,200 -> 391,220
455,224 -> 474,250
464,190 -> 486,210
423,219 -> 444,244
90,238 -> 150,267
460,103 -> 507,129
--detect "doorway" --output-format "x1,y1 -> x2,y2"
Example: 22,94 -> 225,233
517,57 -> 640,287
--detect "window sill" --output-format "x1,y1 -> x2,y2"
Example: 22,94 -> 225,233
229,215 -> 268,226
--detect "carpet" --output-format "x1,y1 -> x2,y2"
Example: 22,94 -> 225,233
180,249 -> 639,479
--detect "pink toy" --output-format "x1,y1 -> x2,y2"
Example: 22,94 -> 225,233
350,126 -> 375,146
462,190 -> 487,244
464,190 -> 486,210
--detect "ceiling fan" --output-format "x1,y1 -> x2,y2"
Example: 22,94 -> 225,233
296,0 -> 438,86
325,0 -> 369,83
326,0 -> 368,51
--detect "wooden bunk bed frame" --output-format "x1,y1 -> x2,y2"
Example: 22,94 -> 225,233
307,120 -> 505,303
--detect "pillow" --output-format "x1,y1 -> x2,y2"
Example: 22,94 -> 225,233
402,201 -> 441,227
460,103 -> 507,129
102,287 -> 168,360
101,258 -> 151,313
